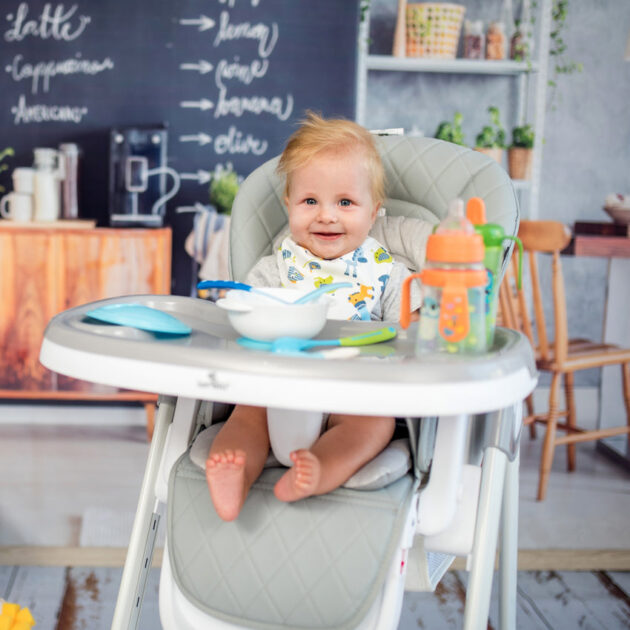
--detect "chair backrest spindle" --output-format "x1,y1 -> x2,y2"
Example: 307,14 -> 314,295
500,221 -> 573,365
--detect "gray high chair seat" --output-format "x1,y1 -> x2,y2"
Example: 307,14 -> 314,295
160,136 -> 522,630
230,135 -> 518,281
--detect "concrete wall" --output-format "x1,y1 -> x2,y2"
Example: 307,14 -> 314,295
364,0 -> 630,385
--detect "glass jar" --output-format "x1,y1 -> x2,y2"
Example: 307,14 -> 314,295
463,20 -> 485,60
486,21 -> 506,60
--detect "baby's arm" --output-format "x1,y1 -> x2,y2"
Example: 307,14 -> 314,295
245,254 -> 282,287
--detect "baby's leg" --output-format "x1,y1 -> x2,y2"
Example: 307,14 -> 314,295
274,414 -> 394,502
206,405 -> 269,521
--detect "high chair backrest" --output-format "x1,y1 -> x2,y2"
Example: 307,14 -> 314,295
499,220 -> 572,363
229,135 -> 519,281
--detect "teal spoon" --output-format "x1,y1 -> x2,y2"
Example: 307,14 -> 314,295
237,326 -> 397,354
293,282 -> 352,304
85,303 -> 192,335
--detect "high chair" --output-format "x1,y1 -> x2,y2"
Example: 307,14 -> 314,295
39,135 -> 537,630
499,219 -> 630,501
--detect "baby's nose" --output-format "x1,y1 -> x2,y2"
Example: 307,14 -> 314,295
317,204 -> 338,222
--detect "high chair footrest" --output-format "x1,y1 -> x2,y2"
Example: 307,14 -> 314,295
167,453 -> 416,630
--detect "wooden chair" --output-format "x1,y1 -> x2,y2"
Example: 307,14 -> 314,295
499,220 -> 630,501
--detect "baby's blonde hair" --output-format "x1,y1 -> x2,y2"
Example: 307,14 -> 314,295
277,111 -> 385,205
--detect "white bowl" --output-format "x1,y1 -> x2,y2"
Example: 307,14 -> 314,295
216,288 -> 330,341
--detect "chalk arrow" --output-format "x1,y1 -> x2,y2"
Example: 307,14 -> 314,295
179,133 -> 213,146
180,60 -> 214,74
180,99 -> 214,111
179,15 -> 216,31
180,170 -> 213,185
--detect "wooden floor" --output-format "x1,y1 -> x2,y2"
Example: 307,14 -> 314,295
2,565 -> 629,629
1,409 -> 629,629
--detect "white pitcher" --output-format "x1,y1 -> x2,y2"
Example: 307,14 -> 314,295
33,148 -> 64,222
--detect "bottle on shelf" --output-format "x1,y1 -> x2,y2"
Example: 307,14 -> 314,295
486,21 -> 507,60
463,20 -> 485,60
510,0 -> 534,61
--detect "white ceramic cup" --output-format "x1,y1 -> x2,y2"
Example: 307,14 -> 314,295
12,167 -> 35,194
0,192 -> 33,222
33,171 -> 60,221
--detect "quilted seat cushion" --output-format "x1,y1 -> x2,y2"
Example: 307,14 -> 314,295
189,422 -> 412,491
168,453 -> 416,630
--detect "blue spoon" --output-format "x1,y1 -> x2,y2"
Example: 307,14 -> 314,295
197,280 -> 289,303
85,303 -> 192,335
197,280 -> 352,304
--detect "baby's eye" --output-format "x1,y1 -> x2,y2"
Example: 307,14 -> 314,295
339,199 -> 352,207
305,198 -> 317,205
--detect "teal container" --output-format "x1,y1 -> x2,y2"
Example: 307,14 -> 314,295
466,198 -> 523,346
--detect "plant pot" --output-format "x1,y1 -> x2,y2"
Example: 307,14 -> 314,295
508,147 -> 533,180
474,147 -> 504,164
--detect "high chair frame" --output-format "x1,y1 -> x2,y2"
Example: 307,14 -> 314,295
499,220 -> 630,500
39,136 -> 537,630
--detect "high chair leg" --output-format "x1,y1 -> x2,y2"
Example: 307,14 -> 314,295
112,396 -> 176,630
564,372 -> 576,471
537,372 -> 561,501
499,405 -> 521,630
463,445 -> 508,630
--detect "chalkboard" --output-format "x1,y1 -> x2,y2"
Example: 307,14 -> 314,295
0,0 -> 360,293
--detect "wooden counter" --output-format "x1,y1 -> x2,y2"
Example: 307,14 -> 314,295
0,223 -> 172,436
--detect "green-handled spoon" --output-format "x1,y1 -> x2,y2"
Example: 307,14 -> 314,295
237,326 -> 397,354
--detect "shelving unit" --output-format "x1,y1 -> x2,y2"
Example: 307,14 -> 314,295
355,0 -> 552,219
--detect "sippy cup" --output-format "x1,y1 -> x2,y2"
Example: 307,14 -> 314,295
465,197 -> 522,346
400,199 -> 488,355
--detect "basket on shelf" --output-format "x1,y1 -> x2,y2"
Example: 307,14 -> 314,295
405,3 -> 466,59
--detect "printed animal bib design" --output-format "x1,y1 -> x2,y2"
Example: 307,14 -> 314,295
277,236 -> 394,320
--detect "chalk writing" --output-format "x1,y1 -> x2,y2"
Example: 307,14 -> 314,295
4,3 -> 91,42
219,0 -> 261,7
6,53 -> 114,94
215,57 -> 268,90
214,11 -> 278,58
11,94 -> 88,124
214,86 -> 293,121
214,126 -> 268,155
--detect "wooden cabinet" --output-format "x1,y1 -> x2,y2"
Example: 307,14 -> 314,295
0,224 -> 172,434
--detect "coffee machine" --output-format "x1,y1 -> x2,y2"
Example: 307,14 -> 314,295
108,125 -> 180,227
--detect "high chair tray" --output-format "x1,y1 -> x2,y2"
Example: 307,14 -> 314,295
40,294 -> 537,417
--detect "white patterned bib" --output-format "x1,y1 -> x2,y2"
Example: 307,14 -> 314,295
277,236 -> 394,320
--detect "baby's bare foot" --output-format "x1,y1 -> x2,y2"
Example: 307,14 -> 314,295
274,449 -> 321,502
205,449 -> 247,521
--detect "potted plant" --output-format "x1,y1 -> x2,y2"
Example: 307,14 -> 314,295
209,164 -> 241,215
474,106 -> 506,164
508,123 -> 534,180
434,111 -> 466,146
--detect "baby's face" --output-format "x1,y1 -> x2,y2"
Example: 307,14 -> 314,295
285,149 -> 380,260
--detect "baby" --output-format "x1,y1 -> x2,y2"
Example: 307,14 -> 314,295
206,112 -> 420,521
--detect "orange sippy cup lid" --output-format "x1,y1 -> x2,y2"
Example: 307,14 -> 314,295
425,232 -> 485,263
